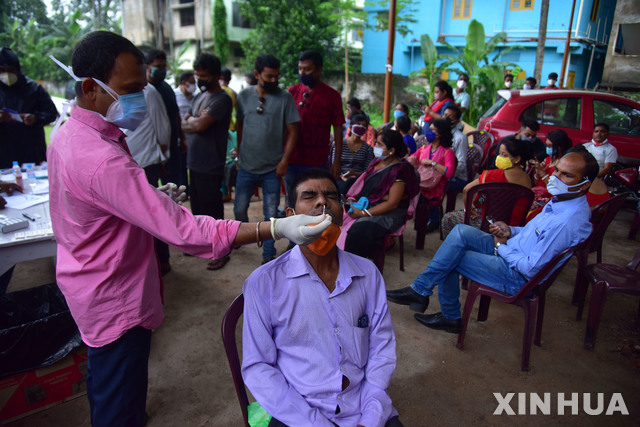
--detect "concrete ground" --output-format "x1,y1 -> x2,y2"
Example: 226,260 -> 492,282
4,192 -> 640,426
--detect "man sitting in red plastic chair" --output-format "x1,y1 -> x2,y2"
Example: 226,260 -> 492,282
386,151 -> 598,334
242,168 -> 403,427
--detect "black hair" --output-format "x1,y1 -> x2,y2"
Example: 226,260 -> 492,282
193,53 -> 221,76
458,73 -> 469,80
396,115 -> 412,133
347,97 -> 361,110
298,50 -> 323,69
430,118 -> 453,148
548,72 -> 558,80
434,80 -> 454,101
245,73 -> 257,85
503,138 -> 531,163
526,76 -> 537,87
178,70 -> 194,84
379,130 -> 408,158
287,168 -> 338,208
398,103 -> 409,114
350,112 -> 367,125
504,73 -> 514,82
444,104 -> 462,121
594,122 -> 610,132
520,117 -> 540,132
144,48 -> 166,65
220,67 -> 231,81
255,54 -> 280,73
546,129 -> 573,158
565,146 -> 600,182
0,47 -> 20,70
72,31 -> 144,96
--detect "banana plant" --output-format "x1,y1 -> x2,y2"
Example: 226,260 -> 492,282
405,33 -> 452,104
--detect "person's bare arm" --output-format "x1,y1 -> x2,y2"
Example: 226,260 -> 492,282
350,181 -> 405,218
276,122 -> 298,178
330,124 -> 344,179
599,162 -> 615,178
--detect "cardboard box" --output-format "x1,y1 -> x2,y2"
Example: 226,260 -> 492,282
0,347 -> 88,423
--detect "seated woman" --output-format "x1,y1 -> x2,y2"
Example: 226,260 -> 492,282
337,130 -> 420,260
345,111 -> 377,147
407,118 -> 456,232
421,80 -> 456,132
528,134 -> 610,220
441,138 -> 532,239
332,113 -> 375,195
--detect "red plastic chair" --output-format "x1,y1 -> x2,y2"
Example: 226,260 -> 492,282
414,181 -> 449,250
466,130 -> 496,169
571,194 -> 627,320
221,294 -> 250,427
457,245 -> 577,371
372,227 -> 405,275
582,246 -> 640,350
445,142 -> 484,213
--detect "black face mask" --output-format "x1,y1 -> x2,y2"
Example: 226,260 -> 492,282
198,79 -> 213,92
262,81 -> 279,93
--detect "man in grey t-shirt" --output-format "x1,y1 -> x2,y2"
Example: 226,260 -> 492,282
234,54 -> 300,264
182,53 -> 232,270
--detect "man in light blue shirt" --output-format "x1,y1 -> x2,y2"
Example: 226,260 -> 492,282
387,150 -> 599,333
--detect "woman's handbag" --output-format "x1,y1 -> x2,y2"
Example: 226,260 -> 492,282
417,164 -> 443,191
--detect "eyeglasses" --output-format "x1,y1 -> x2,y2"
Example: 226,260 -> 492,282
299,92 -> 310,108
256,97 -> 266,114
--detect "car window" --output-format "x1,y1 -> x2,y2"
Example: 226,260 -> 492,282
479,98 -> 507,121
593,99 -> 640,136
521,98 -> 581,129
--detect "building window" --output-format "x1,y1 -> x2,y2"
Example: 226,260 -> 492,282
510,0 -> 534,11
590,0 -> 600,22
615,23 -> 640,55
232,2 -> 251,28
453,0 -> 472,20
179,0 -> 195,27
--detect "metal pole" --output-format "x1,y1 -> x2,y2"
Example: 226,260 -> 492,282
559,0 -> 577,88
383,0 -> 397,124
584,43 -> 596,89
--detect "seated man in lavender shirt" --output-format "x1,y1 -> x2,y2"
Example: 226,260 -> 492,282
242,168 -> 403,427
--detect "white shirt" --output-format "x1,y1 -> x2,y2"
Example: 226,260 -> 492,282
583,140 -> 618,169
454,90 -> 470,109
174,87 -> 194,119
125,84 -> 171,168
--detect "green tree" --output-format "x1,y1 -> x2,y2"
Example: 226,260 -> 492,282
1,20 -> 62,81
441,19 -> 521,125
213,0 -> 230,66
68,0 -> 121,32
365,0 -> 418,38
239,0 -> 343,86
404,34 -> 451,103
0,0 -> 50,34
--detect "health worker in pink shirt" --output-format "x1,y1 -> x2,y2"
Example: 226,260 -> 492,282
47,31 -> 331,427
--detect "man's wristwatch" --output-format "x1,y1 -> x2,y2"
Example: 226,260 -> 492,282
431,161 -> 437,167
494,242 -> 501,256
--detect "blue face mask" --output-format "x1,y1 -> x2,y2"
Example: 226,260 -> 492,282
393,110 -> 405,119
93,79 -> 148,130
546,146 -> 556,157
424,129 -> 437,143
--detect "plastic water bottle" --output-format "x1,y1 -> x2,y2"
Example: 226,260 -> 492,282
12,161 -> 23,190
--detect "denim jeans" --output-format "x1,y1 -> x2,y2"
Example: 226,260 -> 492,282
234,169 -> 281,260
411,224 -> 526,319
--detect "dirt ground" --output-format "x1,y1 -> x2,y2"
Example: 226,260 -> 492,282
4,193 -> 640,427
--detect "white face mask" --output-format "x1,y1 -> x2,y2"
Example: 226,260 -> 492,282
457,80 -> 467,89
523,84 -> 532,90
0,72 -> 18,86
373,146 -> 388,160
186,83 -> 196,94
546,175 -> 589,196
548,79 -> 556,86
505,81 -> 512,88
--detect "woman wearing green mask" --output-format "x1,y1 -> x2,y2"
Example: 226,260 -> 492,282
441,138 -> 531,238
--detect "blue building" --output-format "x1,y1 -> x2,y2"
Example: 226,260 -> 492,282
362,0 -> 617,89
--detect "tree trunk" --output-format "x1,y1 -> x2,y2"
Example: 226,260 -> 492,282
533,0 -> 549,88
383,0 -> 396,124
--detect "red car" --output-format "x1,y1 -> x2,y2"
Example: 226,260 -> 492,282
478,90 -> 640,165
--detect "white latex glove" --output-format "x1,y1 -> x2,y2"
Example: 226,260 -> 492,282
158,183 -> 188,204
272,214 -> 332,245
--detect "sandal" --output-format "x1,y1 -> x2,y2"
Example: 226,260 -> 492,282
207,255 -> 230,271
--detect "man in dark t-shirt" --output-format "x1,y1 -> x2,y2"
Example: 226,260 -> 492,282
182,53 -> 232,270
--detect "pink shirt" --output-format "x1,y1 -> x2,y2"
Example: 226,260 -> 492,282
47,106 -> 241,347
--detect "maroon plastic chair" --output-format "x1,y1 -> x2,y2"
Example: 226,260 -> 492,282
466,130 -> 496,169
372,226 -> 405,274
457,245 -> 577,371
221,294 -> 250,427
445,142 -> 484,213
583,246 -> 640,350
414,181 -> 449,250
629,210 -> 640,240
571,194 -> 627,320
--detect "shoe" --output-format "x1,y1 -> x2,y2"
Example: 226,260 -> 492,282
386,286 -> 429,312
426,221 -> 439,233
207,255 -> 230,270
414,312 -> 461,334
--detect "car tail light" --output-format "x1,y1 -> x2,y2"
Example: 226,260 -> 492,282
484,121 -> 492,132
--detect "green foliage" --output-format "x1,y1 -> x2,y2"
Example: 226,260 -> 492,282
439,19 -> 523,125
0,0 -> 50,34
365,0 -> 418,38
363,103 -> 384,128
405,34 -> 452,103
213,0 -> 229,66
239,0 -> 343,86
167,40 -> 193,84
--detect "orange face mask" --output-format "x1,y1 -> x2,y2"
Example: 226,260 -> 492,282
306,223 -> 342,256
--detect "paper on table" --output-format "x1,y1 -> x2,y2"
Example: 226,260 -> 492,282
30,181 -> 49,194
3,193 -> 49,210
